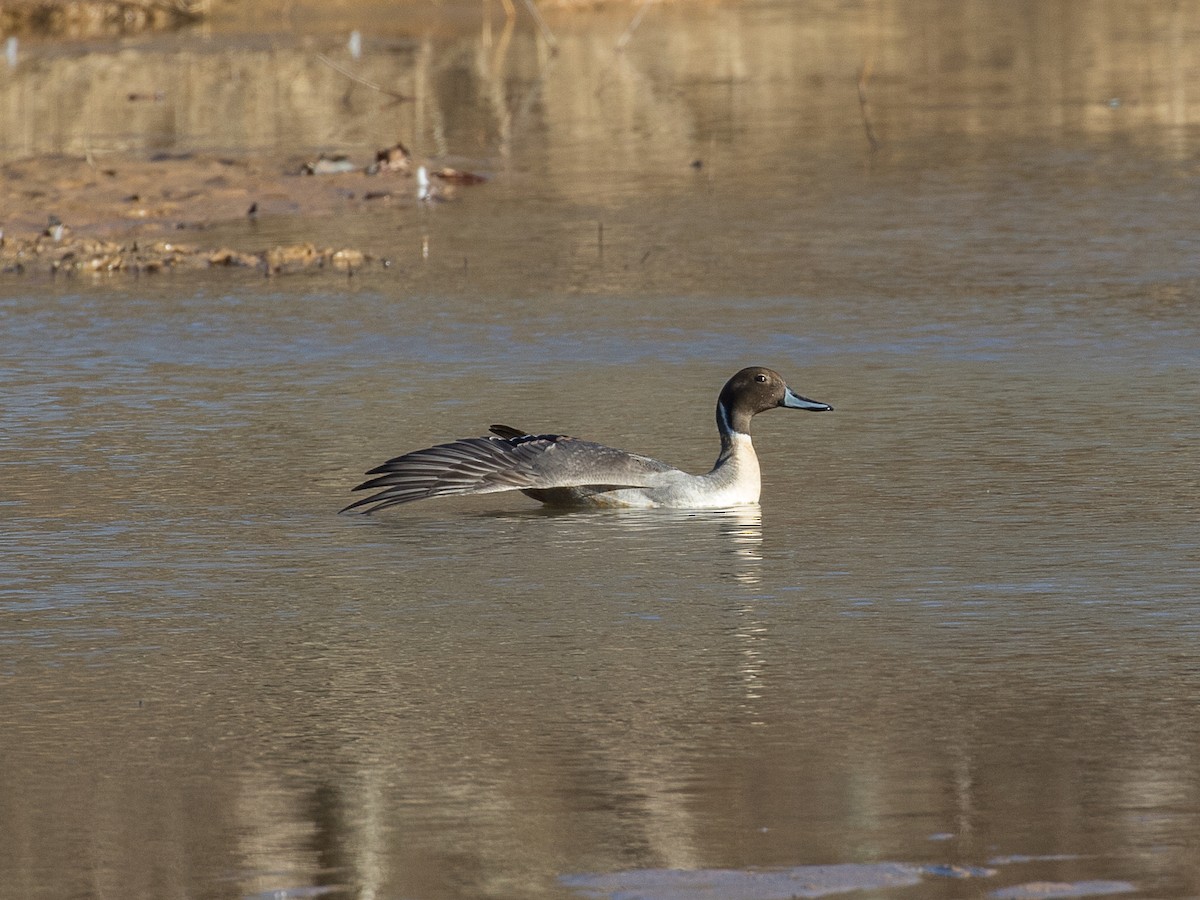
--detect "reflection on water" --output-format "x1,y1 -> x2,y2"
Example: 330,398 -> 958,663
3,2 -> 1200,900
5,1 -> 1200,164
494,505 -> 764,579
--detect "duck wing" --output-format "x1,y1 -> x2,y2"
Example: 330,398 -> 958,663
487,423 -> 528,440
342,429 -> 678,513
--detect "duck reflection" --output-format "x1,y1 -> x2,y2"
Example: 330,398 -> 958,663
478,504 -> 763,582
483,505 -> 771,715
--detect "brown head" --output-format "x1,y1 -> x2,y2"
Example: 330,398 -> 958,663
716,366 -> 832,435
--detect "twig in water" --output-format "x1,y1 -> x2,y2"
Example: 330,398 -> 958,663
522,0 -> 558,53
316,53 -> 412,101
615,0 -> 650,53
857,60 -> 880,152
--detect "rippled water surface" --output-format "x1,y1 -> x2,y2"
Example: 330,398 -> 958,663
3,2 -> 1200,899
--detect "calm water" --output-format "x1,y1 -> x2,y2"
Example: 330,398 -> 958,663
3,2 -> 1200,899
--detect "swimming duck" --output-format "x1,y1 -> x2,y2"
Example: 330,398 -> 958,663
342,366 -> 831,512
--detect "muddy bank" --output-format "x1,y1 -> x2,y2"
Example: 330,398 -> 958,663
0,148 -> 474,275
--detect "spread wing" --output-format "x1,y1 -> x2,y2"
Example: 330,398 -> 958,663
342,425 -> 678,513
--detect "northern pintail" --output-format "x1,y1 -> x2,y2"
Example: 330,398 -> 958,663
342,366 -> 832,512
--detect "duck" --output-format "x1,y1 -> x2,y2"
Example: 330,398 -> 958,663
341,366 -> 832,513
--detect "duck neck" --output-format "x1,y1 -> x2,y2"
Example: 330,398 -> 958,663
715,399 -> 752,463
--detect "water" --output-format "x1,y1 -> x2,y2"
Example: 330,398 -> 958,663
3,2 -> 1200,899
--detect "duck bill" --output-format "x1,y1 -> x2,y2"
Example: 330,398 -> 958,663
781,387 -> 833,412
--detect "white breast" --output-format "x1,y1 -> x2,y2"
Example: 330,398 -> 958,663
584,434 -> 762,509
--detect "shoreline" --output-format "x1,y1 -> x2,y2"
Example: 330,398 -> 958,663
1,148 -> 449,276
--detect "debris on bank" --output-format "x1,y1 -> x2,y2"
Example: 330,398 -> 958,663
302,141 -> 486,186
0,233 -> 376,276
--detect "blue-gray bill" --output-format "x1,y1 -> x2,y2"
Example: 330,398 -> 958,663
781,387 -> 833,411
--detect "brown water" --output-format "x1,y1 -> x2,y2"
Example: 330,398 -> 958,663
3,2 -> 1200,899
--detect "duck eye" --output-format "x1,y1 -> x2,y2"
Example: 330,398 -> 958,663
755,373 -> 767,383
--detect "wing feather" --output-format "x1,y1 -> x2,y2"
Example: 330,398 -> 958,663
342,431 -> 678,513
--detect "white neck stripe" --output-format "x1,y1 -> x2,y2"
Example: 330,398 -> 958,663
716,400 -> 748,437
